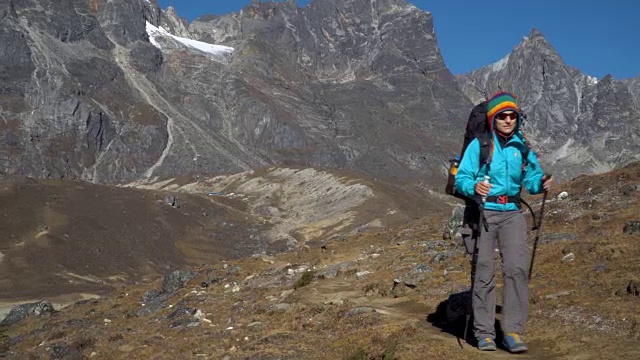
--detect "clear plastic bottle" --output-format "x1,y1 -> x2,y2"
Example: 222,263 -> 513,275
481,175 -> 490,203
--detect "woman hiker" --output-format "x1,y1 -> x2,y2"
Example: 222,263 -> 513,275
454,91 -> 553,352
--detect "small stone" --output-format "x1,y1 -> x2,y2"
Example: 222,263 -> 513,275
247,322 -> 264,330
280,289 -> 294,299
623,221 -> 640,235
344,307 -> 376,318
355,271 -> 371,279
562,253 -> 575,262
413,264 -> 432,273
594,264 -> 607,272
557,191 -> 569,200
626,280 -> 640,296
431,252 -> 447,263
273,303 -> 291,311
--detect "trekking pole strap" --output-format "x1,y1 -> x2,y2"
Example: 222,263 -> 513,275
520,199 -> 538,231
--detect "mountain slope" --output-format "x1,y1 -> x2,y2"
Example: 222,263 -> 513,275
0,0 -> 471,186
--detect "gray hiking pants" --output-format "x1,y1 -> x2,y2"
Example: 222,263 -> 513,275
471,210 -> 529,340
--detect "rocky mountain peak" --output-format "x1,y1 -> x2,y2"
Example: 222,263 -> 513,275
514,28 -> 562,62
526,27 -> 545,39
160,5 -> 190,37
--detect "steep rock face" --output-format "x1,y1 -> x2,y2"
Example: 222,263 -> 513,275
156,0 -> 470,181
1,0 -> 169,183
1,0 -> 471,185
457,29 -> 640,179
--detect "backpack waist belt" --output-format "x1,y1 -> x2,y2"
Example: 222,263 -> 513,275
486,195 -> 521,207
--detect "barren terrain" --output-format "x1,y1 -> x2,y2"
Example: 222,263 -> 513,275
1,163 -> 639,359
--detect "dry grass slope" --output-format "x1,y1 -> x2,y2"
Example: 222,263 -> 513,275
1,162 -> 639,359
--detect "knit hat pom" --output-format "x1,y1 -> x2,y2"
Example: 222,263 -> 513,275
486,91 -> 520,131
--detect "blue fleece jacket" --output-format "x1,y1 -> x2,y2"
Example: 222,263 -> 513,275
454,131 -> 544,211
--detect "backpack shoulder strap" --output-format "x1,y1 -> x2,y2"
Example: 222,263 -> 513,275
518,130 -> 531,169
478,132 -> 493,172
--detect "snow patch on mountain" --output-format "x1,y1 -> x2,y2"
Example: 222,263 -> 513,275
145,21 -> 234,61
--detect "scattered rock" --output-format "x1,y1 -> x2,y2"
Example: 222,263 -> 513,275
227,265 -> 242,276
443,205 -> 464,240
543,291 -> 574,300
0,301 -> 55,327
562,253 -> 576,262
247,322 -> 265,330
169,318 -> 201,328
163,194 -> 179,208
166,300 -> 196,320
317,261 -> 358,279
280,289 -> 294,299
412,264 -> 432,273
50,343 -> 83,360
162,270 -> 198,293
542,233 -> 579,243
615,280 -> 640,297
138,270 -> 198,316
623,221 -> 640,235
272,303 -> 291,312
393,264 -> 433,290
344,307 -> 376,318
593,264 -> 608,272
557,191 -> 569,200
355,271 -> 371,279
414,240 -> 450,252
431,252 -> 448,263
621,280 -> 640,296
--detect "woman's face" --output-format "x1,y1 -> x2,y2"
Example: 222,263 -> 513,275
495,111 -> 518,135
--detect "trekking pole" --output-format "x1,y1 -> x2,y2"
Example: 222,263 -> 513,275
460,194 -> 489,349
460,228 -> 479,349
528,175 -> 551,280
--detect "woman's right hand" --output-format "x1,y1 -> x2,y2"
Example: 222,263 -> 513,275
475,181 -> 492,196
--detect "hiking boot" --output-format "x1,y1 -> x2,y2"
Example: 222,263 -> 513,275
502,332 -> 528,353
477,337 -> 497,351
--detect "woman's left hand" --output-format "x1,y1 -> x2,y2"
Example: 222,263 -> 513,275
542,175 -> 553,191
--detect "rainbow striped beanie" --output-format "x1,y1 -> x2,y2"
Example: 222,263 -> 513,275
486,91 -> 520,129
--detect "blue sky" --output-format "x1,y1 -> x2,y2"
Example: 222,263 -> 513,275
157,0 -> 639,80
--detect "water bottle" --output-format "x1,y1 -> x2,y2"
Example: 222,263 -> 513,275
445,156 -> 460,195
481,175 -> 490,203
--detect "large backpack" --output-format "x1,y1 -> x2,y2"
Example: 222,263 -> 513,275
447,100 -> 531,201
460,101 -> 496,175
460,101 -> 490,163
